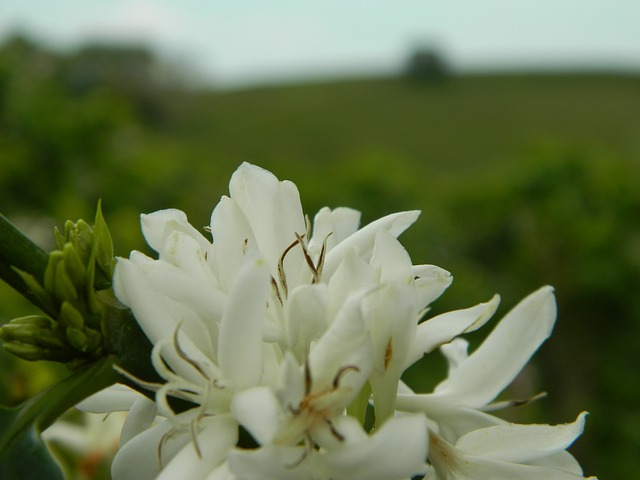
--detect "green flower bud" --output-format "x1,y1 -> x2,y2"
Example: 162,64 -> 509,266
0,323 -> 44,344
66,326 -> 88,352
59,301 -> 85,329
93,201 -> 115,279
68,220 -> 94,265
62,242 -> 87,289
84,328 -> 103,353
53,260 -> 78,302
33,329 -> 67,349
44,251 -> 64,294
7,315 -> 52,328
3,342 -> 49,362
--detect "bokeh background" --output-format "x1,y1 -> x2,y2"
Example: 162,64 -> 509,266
2,2 -> 640,479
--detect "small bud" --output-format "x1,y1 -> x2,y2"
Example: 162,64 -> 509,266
69,220 -> 94,265
33,329 -> 67,349
66,326 -> 88,352
62,242 -> 87,289
93,201 -> 115,279
44,251 -> 64,293
8,315 -> 52,328
3,342 -> 49,361
53,260 -> 79,302
0,323 -> 44,345
59,301 -> 85,329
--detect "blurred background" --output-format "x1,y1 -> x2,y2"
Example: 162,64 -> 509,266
1,1 -> 639,478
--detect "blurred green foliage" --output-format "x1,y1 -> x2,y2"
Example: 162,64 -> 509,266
1,34 -> 639,479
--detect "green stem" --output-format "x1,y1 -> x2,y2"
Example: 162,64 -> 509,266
0,214 -> 49,307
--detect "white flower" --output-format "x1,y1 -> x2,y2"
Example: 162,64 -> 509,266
108,163 -> 594,480
111,163 -> 439,479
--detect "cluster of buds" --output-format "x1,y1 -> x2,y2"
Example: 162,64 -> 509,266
0,203 -> 115,368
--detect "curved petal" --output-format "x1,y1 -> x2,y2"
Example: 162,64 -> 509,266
120,395 -> 158,445
76,384 -> 143,413
405,294 -> 500,368
322,414 -> 428,480
218,256 -> 270,390
229,162 -> 306,272
141,209 -> 210,257
323,211 -> 420,277
433,286 -> 556,407
456,412 -> 588,463
111,416 -> 190,480
157,416 -> 238,480
232,387 -> 283,445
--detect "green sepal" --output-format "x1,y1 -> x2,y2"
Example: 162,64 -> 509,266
93,199 -> 115,281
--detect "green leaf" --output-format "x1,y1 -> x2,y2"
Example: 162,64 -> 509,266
0,356 -> 121,478
0,419 -> 63,480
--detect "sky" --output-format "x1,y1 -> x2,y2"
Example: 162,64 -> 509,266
1,0 -> 639,88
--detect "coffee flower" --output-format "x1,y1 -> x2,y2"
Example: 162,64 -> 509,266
109,163 -> 594,479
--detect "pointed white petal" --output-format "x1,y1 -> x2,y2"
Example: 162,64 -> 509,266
76,384 -> 143,413
429,431 -> 589,480
228,445 -> 316,480
309,207 -> 361,254
232,387 -> 283,445
308,292 -> 373,402
412,264 -> 453,308
210,196 -> 257,291
433,286 -> 556,407
141,209 -> 210,256
111,417 -> 189,480
405,295 -> 500,368
218,256 -> 270,389
229,163 -> 306,270
120,395 -> 158,446
456,412 -> 588,463
322,414 -> 428,480
285,284 -> 329,361
323,211 -> 420,277
370,229 -> 413,284
440,338 -> 470,373
157,416 -> 238,480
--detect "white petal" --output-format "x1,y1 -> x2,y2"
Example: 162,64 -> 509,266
412,265 -> 453,308
440,338 -> 469,373
141,209 -> 210,257
228,445 -> 316,480
229,163 -> 306,271
218,256 -> 270,389
308,291 -> 373,401
326,250 -> 377,318
157,416 -> 238,480
76,384 -> 143,413
285,284 -> 329,361
429,432 -> 589,480
405,295 -> 500,368
210,196 -> 257,291
433,286 -> 556,407
323,211 -> 420,277
111,416 -> 190,480
395,394 -> 505,441
370,229 -> 413,284
362,283 -> 418,422
232,387 -> 283,445
120,395 -> 158,446
309,206 -> 361,254
456,412 -> 588,463
322,414 -> 428,480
